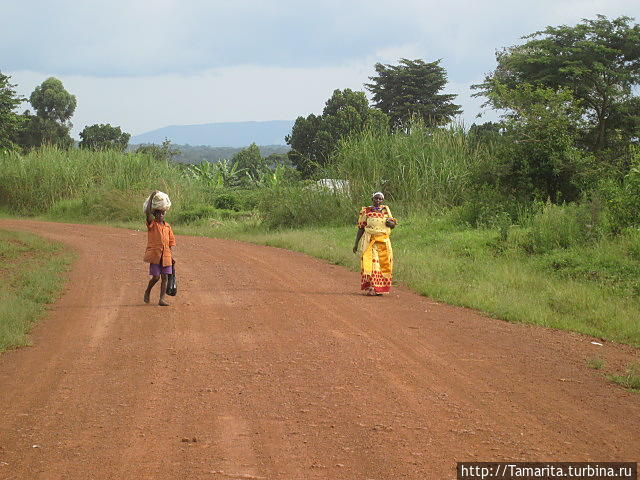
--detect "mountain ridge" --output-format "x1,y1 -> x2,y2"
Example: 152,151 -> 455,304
131,120 -> 295,147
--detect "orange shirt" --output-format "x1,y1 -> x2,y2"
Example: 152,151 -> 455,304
143,220 -> 176,266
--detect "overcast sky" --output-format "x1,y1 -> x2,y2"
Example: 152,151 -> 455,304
4,0 -> 639,139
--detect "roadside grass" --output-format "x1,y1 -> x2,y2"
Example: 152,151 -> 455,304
0,229 -> 74,352
586,357 -> 605,370
607,363 -> 640,392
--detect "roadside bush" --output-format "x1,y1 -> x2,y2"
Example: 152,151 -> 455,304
514,200 -> 606,254
173,205 -> 247,224
599,154 -> 640,231
258,184 -> 354,229
213,193 -> 239,211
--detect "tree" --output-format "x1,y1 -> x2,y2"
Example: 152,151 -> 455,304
79,124 -> 130,151
474,15 -> 640,154
135,139 -> 181,162
365,59 -> 462,130
30,77 -> 76,124
486,85 -> 591,201
28,77 -> 76,147
231,143 -> 268,185
286,88 -> 388,176
0,71 -> 25,151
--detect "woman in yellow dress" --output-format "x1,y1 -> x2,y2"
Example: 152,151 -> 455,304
353,192 -> 397,295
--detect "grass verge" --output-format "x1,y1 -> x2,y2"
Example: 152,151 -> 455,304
0,229 -> 74,352
607,364 -> 640,393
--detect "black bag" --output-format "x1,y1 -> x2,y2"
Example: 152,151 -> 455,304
166,261 -> 177,296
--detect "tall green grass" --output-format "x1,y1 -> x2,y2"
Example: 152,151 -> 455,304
331,123 -> 488,210
256,123 -> 491,229
0,147 -> 222,222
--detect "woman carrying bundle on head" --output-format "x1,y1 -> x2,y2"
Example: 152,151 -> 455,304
353,192 -> 397,296
143,190 -> 176,306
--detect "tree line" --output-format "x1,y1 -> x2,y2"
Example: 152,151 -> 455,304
0,75 -> 130,152
285,15 -> 640,203
2,15 -> 639,203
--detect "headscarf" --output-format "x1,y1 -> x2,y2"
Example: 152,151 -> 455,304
372,191 -> 384,199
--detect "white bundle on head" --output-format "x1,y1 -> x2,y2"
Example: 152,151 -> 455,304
143,191 -> 172,213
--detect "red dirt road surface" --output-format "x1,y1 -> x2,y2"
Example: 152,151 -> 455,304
0,219 -> 638,480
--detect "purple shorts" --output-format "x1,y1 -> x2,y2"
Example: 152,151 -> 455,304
149,263 -> 173,276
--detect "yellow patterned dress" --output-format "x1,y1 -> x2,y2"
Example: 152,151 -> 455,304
356,205 -> 396,294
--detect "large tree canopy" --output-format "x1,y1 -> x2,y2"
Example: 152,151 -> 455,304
79,124 -> 130,151
27,77 -> 76,148
30,77 -> 76,124
365,58 -> 461,130
0,71 -> 24,150
474,15 -> 640,154
286,88 -> 388,176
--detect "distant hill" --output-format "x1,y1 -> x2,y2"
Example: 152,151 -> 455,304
131,120 -> 295,147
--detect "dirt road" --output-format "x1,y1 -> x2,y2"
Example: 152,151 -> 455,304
0,219 -> 637,480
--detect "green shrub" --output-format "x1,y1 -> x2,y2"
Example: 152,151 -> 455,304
258,184 -> 355,229
173,205 -> 219,223
213,193 -> 238,210
514,200 -> 607,254
235,189 -> 261,210
172,205 -> 248,224
599,155 -> 640,231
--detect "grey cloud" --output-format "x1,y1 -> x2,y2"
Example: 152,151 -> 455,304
2,0 -> 426,76
4,0 -> 639,80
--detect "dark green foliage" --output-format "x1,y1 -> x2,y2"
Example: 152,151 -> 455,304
135,139 -> 181,162
0,72 -> 25,151
231,143 -> 268,185
451,186 -> 533,228
468,122 -> 503,147
366,58 -> 462,130
173,205 -> 246,224
80,124 -> 130,151
599,151 -> 640,230
484,86 -> 592,202
30,77 -> 76,124
285,89 -> 389,176
211,190 -> 261,211
258,184 -> 355,229
475,15 -> 640,155
160,144 -> 290,164
213,193 -> 239,211
23,77 -> 76,148
16,114 -> 74,150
